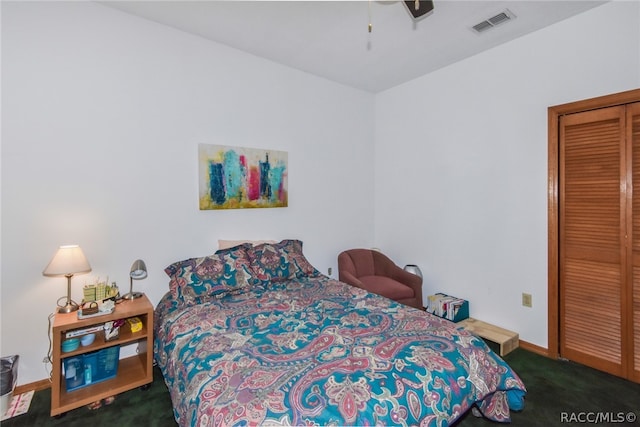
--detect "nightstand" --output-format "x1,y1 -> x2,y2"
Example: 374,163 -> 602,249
50,295 -> 154,416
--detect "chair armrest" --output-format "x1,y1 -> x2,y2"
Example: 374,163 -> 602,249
339,270 -> 364,289
390,267 -> 421,287
389,266 -> 423,306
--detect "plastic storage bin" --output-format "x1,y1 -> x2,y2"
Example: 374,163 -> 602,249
64,346 -> 119,392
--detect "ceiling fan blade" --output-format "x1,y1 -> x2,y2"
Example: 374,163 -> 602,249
404,0 -> 434,19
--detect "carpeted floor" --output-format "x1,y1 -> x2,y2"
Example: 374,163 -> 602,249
3,349 -> 639,426
2,366 -> 175,426
455,348 -> 640,426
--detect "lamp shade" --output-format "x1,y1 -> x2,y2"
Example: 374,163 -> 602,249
130,259 -> 147,280
43,245 -> 91,276
123,259 -> 147,300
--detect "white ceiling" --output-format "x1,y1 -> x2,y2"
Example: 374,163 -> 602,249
101,0 -> 607,93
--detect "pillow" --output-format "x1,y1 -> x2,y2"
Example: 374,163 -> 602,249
165,244 -> 256,302
218,239 -> 277,250
246,239 -> 320,283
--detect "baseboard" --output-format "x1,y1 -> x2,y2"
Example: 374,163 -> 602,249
519,339 -> 549,357
14,378 -> 51,395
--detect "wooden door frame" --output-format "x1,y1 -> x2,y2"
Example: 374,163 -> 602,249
548,88 -> 640,359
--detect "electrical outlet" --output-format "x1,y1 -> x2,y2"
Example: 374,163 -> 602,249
522,293 -> 532,308
328,267 -> 332,276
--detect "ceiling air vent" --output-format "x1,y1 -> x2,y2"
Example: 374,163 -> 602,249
472,9 -> 516,34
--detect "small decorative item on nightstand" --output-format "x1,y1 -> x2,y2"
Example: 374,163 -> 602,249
81,302 -> 99,316
80,333 -> 96,346
104,320 -> 124,342
83,281 -> 119,302
127,317 -> 142,333
61,338 -> 80,353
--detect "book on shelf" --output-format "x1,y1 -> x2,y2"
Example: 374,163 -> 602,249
65,324 -> 104,339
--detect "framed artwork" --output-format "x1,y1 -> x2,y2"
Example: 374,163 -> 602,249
198,143 -> 288,210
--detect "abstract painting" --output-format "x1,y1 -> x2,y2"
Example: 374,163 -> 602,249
198,143 -> 288,210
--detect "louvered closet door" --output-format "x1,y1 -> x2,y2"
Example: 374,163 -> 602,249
559,106 -> 627,377
630,102 -> 640,382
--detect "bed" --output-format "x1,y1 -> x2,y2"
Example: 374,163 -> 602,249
154,240 -> 526,426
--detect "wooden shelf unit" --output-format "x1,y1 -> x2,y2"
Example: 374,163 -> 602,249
50,295 -> 154,416
458,317 -> 519,356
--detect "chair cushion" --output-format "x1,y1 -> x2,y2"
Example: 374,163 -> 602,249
359,275 -> 415,301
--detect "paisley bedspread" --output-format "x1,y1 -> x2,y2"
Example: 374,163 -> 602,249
154,276 -> 526,426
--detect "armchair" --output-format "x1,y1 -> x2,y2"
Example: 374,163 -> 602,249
338,249 -> 423,309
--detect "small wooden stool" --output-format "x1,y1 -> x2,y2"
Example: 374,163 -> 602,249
458,317 -> 519,356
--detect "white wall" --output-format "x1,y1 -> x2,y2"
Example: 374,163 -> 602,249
3,0 -> 639,387
1,1 -> 375,385
374,1 -> 640,348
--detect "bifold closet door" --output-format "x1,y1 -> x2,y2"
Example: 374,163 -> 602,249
559,105 -> 627,378
630,102 -> 640,382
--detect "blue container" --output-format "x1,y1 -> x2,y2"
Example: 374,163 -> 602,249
95,346 -> 119,379
64,346 -> 119,391
61,338 -> 80,353
63,357 -> 84,391
80,333 -> 96,346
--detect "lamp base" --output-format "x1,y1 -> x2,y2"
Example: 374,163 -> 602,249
57,300 -> 79,313
121,291 -> 143,300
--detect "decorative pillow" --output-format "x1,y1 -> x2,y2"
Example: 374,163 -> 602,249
246,239 -> 320,283
218,239 -> 277,250
165,244 -> 256,302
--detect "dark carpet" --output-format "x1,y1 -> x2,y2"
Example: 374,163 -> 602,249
455,348 -> 639,426
3,349 -> 639,426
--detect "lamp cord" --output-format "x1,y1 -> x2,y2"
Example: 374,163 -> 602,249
45,311 -> 55,382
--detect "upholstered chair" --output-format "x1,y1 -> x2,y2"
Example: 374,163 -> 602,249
337,249 -> 423,309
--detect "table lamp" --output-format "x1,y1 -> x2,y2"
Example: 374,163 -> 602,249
122,259 -> 147,300
43,245 -> 92,313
